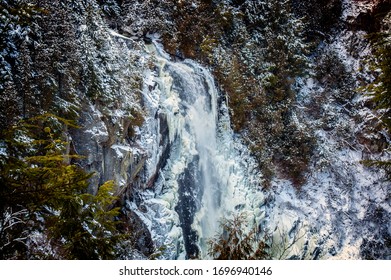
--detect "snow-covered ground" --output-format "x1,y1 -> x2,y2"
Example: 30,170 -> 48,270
265,3 -> 391,258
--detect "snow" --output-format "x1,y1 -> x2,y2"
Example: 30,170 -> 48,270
111,144 -> 133,159
342,0 -> 378,22
249,11 -> 390,257
85,124 -> 109,140
0,143 -> 6,157
108,29 -> 132,41
39,0 -> 389,260
127,39 -> 266,259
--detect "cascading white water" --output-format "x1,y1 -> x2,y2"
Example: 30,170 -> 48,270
186,92 -> 221,242
118,24 -> 391,260
135,38 -> 264,259
156,47 -> 223,258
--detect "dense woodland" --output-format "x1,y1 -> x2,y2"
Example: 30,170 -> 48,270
0,0 -> 390,259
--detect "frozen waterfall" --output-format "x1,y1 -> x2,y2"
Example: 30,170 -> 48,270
127,36 -> 389,261
135,39 -> 263,259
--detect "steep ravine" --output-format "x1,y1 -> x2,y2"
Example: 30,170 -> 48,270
67,0 -> 390,260
126,39 -> 263,259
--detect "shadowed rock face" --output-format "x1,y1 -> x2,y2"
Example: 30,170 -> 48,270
348,0 -> 391,32
70,0 -> 391,260
292,0 -> 390,36
175,157 -> 202,259
126,210 -> 155,257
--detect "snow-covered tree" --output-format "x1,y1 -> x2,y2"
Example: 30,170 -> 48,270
0,115 -> 128,259
208,213 -> 269,260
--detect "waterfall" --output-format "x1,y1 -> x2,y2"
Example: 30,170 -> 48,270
135,39 -> 391,260
136,39 -> 263,259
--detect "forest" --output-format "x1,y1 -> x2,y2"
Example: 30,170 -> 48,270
0,0 -> 390,259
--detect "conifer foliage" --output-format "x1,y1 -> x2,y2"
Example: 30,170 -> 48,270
0,115 -> 127,259
364,30 -> 391,180
367,32 -> 391,131
207,213 -> 269,260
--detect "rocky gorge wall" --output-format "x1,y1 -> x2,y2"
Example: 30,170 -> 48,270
65,0 -> 391,259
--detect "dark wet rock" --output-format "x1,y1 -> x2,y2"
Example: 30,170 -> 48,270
126,211 -> 155,257
175,157 -> 202,259
348,0 -> 391,32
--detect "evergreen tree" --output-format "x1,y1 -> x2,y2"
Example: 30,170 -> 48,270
0,114 -> 128,259
0,0 -> 83,129
207,213 -> 269,260
367,32 -> 391,130
0,0 -> 41,130
363,31 -> 391,180
227,0 -> 313,186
